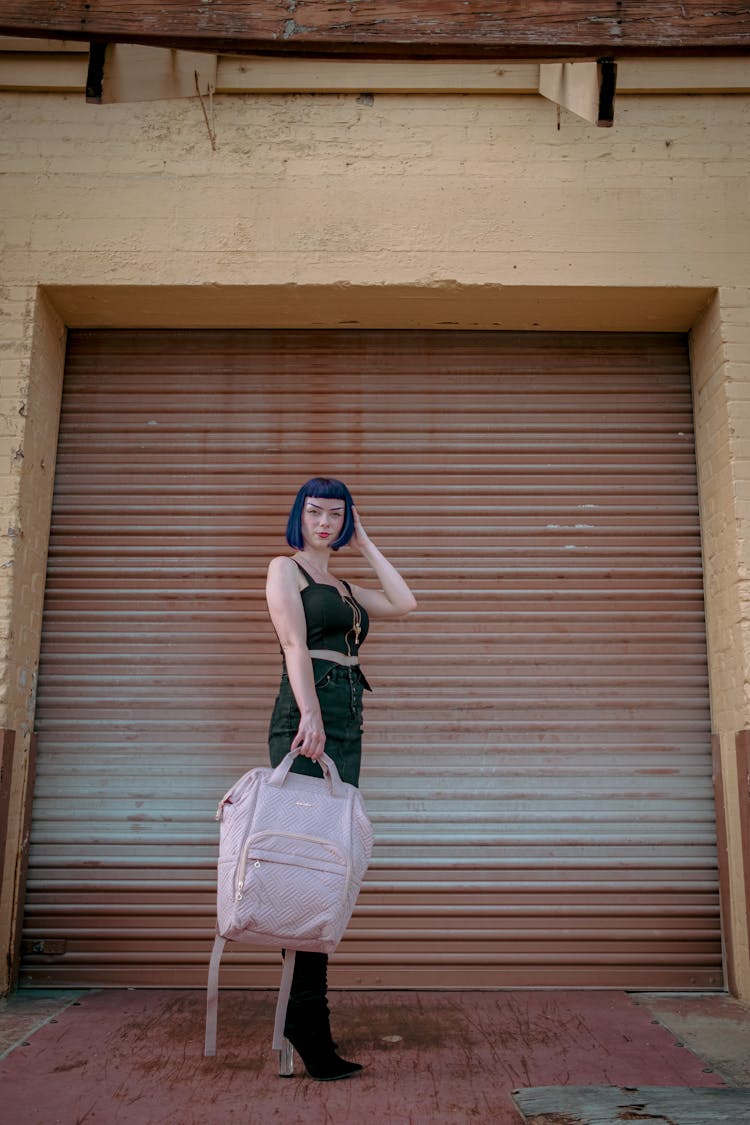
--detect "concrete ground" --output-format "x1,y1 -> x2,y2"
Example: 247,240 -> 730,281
632,991 -> 750,1085
0,987 -> 748,1124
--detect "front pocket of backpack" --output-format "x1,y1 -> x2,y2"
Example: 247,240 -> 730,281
234,833 -> 350,941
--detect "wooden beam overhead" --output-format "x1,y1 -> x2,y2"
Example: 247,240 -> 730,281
0,1 -> 749,59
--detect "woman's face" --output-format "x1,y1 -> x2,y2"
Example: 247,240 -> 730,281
301,496 -> 346,549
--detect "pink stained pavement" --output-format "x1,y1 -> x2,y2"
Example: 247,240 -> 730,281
0,989 -> 726,1125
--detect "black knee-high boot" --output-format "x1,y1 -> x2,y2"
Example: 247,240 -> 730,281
282,951 -> 362,1081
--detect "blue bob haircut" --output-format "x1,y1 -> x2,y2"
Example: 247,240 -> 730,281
285,477 -> 355,551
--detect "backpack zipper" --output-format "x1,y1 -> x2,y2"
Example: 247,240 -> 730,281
236,831 -> 353,901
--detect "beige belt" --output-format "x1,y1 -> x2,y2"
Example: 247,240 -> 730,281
308,648 -> 360,667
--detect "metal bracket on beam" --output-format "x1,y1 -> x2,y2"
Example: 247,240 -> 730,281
85,41 -> 107,103
85,42 -> 217,104
539,57 -> 617,126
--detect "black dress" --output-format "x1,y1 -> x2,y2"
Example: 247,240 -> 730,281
267,561 -> 371,787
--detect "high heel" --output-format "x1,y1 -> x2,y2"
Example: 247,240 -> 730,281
283,1028 -> 363,1082
280,950 -> 362,1081
278,1037 -> 295,1077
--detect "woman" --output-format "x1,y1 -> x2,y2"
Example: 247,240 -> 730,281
265,477 -> 417,1081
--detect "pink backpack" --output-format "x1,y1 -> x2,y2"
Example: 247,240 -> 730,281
204,751 -> 373,1056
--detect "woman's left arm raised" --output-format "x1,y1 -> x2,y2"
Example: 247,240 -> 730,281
347,507 -> 417,620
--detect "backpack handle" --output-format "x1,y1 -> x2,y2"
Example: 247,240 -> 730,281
268,750 -> 346,797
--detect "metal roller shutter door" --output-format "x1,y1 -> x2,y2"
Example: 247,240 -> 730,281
21,329 -> 722,990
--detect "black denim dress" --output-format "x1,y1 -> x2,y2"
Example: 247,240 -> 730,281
267,562 -> 372,789
268,657 -> 369,788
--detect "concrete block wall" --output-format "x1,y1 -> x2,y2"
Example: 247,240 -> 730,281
0,88 -> 749,289
691,288 -> 750,995
692,291 -> 748,733
0,67 -> 749,992
0,288 -> 64,990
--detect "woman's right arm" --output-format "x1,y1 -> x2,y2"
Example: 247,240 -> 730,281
265,556 -> 326,761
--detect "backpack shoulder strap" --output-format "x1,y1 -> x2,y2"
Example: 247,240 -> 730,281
204,933 -> 226,1057
272,950 -> 297,1051
205,934 -> 296,1058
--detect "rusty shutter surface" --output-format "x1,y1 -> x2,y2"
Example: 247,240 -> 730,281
22,329 -> 721,990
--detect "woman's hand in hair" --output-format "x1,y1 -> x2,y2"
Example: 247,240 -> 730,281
347,506 -> 372,556
346,507 -> 418,619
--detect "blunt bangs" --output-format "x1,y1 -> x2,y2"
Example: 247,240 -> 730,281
285,477 -> 355,550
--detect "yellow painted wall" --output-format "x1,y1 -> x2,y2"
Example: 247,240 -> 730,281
0,89 -> 748,289
1,55 -> 750,992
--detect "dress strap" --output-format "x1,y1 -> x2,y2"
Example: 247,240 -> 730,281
293,560 -> 317,585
